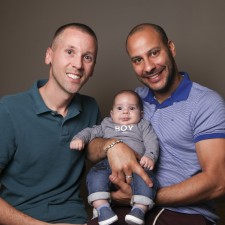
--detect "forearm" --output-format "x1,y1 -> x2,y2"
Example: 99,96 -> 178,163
86,138 -> 116,163
157,139 -> 225,207
0,198 -> 48,225
156,171 -> 225,206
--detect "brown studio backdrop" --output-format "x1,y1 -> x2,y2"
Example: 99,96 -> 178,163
0,0 -> 225,223
1,0 -> 225,117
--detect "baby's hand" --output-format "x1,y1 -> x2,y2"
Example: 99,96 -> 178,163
140,156 -> 155,170
70,138 -> 85,151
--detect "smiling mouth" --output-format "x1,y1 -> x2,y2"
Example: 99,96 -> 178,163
147,73 -> 159,79
67,73 -> 82,80
144,67 -> 165,78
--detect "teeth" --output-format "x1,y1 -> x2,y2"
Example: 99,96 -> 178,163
151,74 -> 159,78
67,73 -> 80,79
144,74 -> 158,79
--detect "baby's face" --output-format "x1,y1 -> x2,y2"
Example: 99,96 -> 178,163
110,92 -> 142,125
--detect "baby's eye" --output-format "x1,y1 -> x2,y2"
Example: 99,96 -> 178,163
117,107 -> 123,110
130,107 -> 135,110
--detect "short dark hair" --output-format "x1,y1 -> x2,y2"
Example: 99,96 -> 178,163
112,90 -> 143,111
51,22 -> 98,51
126,23 -> 169,47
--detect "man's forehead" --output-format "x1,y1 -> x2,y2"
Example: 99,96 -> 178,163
127,29 -> 161,53
129,26 -> 159,43
53,28 -> 96,50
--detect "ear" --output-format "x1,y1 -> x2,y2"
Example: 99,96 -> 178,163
168,40 -> 176,57
110,110 -> 113,117
45,47 -> 52,65
140,111 -> 144,118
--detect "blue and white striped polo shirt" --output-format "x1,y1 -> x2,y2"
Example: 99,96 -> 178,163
135,72 -> 225,223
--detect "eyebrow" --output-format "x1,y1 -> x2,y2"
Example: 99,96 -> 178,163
131,56 -> 141,61
65,45 -> 96,55
130,47 -> 160,60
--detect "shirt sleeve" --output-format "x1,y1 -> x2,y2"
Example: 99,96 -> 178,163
191,90 -> 225,142
73,123 -> 104,144
0,102 -> 17,169
140,119 -> 159,162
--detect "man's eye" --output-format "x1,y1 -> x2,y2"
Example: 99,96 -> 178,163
84,55 -> 94,62
150,50 -> 159,57
67,49 -> 73,55
133,58 -> 142,64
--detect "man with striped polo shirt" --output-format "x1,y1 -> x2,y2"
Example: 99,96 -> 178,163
87,23 -> 225,225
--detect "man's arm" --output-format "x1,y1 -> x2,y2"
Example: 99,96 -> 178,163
0,198 -> 47,225
86,138 -> 108,163
110,138 -> 225,206
87,138 -> 152,184
86,138 -> 153,204
0,199 -> 82,225
0,169 -> 79,225
0,169 -> 47,225
156,138 -> 225,206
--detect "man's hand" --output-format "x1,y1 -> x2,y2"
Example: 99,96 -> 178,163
107,141 -> 153,187
109,175 -> 132,205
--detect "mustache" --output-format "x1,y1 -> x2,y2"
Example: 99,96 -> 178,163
144,66 -> 165,76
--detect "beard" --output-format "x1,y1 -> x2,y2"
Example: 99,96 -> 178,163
155,57 -> 177,95
139,52 -> 177,95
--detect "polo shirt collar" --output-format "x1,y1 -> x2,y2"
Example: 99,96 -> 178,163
143,72 -> 193,108
30,80 -> 82,116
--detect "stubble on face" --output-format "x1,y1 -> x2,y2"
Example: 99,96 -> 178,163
127,27 -> 179,101
146,49 -> 177,95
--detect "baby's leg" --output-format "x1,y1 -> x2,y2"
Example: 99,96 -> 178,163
87,159 -> 118,224
92,199 -> 109,209
125,171 -> 158,225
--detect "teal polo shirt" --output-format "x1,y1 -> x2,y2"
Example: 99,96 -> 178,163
0,80 -> 101,223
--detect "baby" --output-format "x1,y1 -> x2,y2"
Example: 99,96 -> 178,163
70,90 -> 159,225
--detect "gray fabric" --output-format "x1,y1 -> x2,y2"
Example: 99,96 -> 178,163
74,117 -> 159,162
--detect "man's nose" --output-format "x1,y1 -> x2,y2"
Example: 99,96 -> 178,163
71,56 -> 83,69
144,60 -> 155,74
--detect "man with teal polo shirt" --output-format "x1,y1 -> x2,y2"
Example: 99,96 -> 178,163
0,23 -> 100,225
